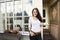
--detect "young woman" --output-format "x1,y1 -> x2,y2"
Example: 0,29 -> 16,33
29,8 -> 43,40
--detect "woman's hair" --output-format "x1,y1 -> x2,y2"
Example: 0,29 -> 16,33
32,8 -> 43,22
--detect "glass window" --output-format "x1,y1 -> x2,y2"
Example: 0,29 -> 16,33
7,18 -> 13,30
6,2 -> 13,30
14,1 -> 22,16
23,0 -> 33,31
15,12 -> 22,16
1,3 -> 5,14
7,2 -> 13,13
7,2 -> 13,17
24,25 -> 29,31
14,17 -> 22,31
14,17 -> 22,20
1,3 -> 6,32
23,0 -> 32,16
24,11 -> 28,16
24,17 -> 29,23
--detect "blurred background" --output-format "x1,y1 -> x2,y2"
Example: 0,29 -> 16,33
0,0 -> 60,40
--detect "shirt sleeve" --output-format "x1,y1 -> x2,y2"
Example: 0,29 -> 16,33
28,17 -> 32,31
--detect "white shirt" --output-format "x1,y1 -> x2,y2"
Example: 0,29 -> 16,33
29,17 -> 41,32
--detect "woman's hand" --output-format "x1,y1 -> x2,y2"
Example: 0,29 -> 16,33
30,31 -> 35,36
40,23 -> 44,27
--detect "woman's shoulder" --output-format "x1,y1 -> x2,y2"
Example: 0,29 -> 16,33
29,16 -> 33,19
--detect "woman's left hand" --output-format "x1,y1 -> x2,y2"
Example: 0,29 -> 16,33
30,31 -> 35,36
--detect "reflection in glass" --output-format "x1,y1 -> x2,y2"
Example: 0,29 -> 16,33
10,18 -> 13,23
7,18 -> 13,30
7,18 -> 10,24
7,2 -> 13,13
7,18 -> 13,23
7,25 -> 10,30
14,18 -> 22,30
15,1 -> 22,16
9,12 -> 13,16
24,11 -> 28,16
3,19 -> 5,30
24,17 -> 29,23
0,0 -> 33,32
1,3 -> 5,14
24,25 -> 29,31
15,12 -> 22,16
14,17 -> 22,20
10,24 -> 13,30
23,0 -> 32,16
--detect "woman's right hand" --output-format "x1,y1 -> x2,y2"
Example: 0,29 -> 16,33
30,31 -> 35,36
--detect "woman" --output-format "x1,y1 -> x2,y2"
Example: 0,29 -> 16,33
29,8 -> 43,40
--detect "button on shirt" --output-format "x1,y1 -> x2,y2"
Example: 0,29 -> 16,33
29,17 -> 41,32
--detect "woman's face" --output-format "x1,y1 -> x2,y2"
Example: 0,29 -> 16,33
33,10 -> 38,17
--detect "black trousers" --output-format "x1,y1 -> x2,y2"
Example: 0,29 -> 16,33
30,34 -> 42,40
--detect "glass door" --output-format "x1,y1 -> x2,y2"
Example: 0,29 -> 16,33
6,1 -> 13,30
0,0 -> 43,35
14,0 -> 23,33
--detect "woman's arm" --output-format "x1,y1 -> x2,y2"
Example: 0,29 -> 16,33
41,26 -> 43,40
29,22 -> 35,36
40,23 -> 44,40
28,17 -> 35,36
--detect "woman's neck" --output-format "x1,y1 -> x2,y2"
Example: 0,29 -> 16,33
33,16 -> 37,18
32,16 -> 38,20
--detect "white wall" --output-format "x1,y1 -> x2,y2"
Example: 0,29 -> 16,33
32,0 -> 43,17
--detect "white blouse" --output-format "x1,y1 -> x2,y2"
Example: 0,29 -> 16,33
29,17 -> 41,32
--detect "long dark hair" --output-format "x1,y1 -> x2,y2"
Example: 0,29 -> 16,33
32,8 -> 43,22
